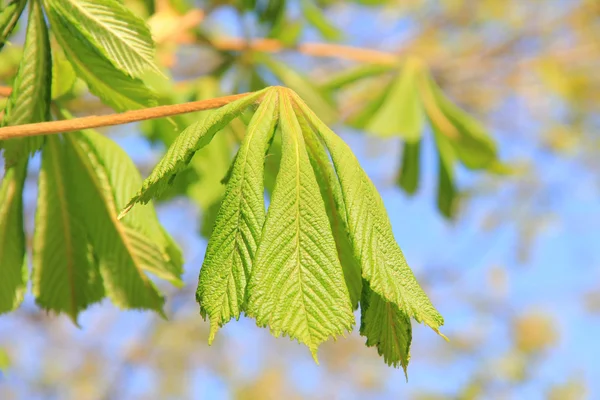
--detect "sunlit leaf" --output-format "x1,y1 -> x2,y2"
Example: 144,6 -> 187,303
47,0 -> 160,77
46,7 -> 157,112
247,91 -> 354,360
197,90 -> 279,342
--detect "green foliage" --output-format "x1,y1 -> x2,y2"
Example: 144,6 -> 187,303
197,90 -> 279,343
0,160 -> 27,314
1,0 -> 50,167
0,0 -> 526,372
32,136 -> 104,322
246,92 -> 354,361
46,0 -> 160,78
123,89 -> 267,212
333,57 -> 502,218
0,0 -> 26,51
127,87 -> 443,368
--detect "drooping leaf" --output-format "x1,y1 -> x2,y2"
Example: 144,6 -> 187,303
0,160 -> 27,314
258,55 -> 337,123
360,281 -> 412,376
247,90 -> 354,360
426,74 -> 497,170
63,129 -> 182,312
365,58 -> 425,142
46,8 -> 156,112
294,93 -> 444,333
47,0 -> 160,77
432,126 -> 458,219
122,89 -> 268,213
298,111 -> 362,309
32,136 -> 104,322
51,46 -> 77,100
197,90 -> 279,343
1,0 -> 51,166
0,0 -> 26,51
397,140 -> 421,195
301,0 -> 342,41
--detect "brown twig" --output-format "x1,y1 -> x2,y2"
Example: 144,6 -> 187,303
0,92 -> 251,140
199,37 -> 402,65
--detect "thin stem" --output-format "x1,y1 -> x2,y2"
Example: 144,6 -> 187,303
194,37 -> 402,65
0,92 -> 252,140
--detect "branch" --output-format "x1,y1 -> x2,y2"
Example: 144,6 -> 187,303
0,92 -> 252,140
199,37 -> 402,65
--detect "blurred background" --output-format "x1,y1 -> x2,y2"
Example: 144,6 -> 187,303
1,0 -> 600,398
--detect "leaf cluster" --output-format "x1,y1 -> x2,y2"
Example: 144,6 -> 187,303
125,86 -> 444,371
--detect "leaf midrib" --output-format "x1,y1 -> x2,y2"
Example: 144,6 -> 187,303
282,95 -> 314,348
61,0 -> 155,74
214,95 -> 273,316
48,138 -> 78,317
69,137 -> 153,290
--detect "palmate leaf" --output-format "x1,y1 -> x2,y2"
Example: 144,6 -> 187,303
1,0 -> 51,166
63,129 -> 182,312
32,136 -> 104,322
246,90 -> 354,360
124,87 -> 443,369
197,90 -> 279,343
0,0 -> 26,51
294,93 -> 444,332
0,160 -> 28,314
122,89 -> 268,213
46,7 -> 156,112
46,0 -> 160,77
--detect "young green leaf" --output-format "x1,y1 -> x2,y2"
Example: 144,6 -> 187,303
360,281 -> 412,376
46,0 -> 160,77
63,130 -> 181,312
0,0 -> 26,50
122,89 -> 267,213
294,93 -> 444,333
46,9 -> 156,111
365,58 -> 425,142
0,160 -> 27,314
1,0 -> 51,166
197,90 -> 279,343
32,136 -> 104,322
398,140 -> 421,195
298,111 -> 362,309
427,75 -> 497,170
247,90 -> 354,360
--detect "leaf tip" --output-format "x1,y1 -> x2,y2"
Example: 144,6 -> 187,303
208,322 -> 220,345
118,201 -> 136,220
